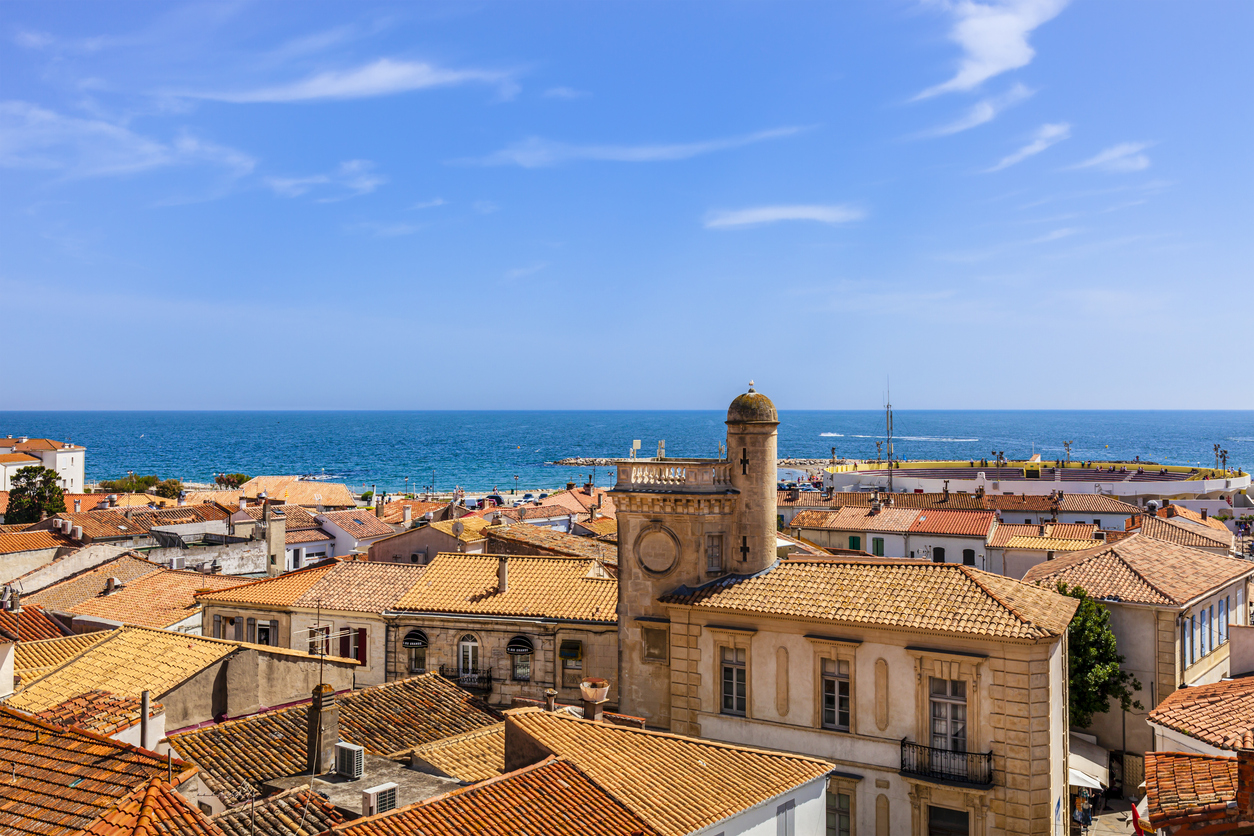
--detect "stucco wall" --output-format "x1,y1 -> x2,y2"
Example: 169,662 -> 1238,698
0,547 -> 65,584
143,540 -> 268,575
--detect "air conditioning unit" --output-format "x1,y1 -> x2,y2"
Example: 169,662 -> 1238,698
336,741 -> 365,780
170,556 -> 185,571
362,782 -> 398,816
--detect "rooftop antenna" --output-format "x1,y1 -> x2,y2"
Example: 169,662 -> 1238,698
885,379 -> 894,494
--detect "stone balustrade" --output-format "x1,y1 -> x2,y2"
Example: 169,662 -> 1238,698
614,459 -> 733,492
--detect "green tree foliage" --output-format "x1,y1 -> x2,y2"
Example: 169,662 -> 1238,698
1059,582 -> 1143,728
98,473 -> 159,494
361,491 -> 374,502
215,473 -> 250,489
152,478 -> 183,499
5,466 -> 67,524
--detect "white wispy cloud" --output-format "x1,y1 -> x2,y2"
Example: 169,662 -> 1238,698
188,58 -> 512,103
704,204 -> 865,229
543,86 -> 589,99
351,221 -> 424,238
984,122 -> 1070,171
0,100 -> 254,179
467,127 -> 805,168
1067,142 -> 1152,173
1027,227 -> 1078,243
408,197 -> 446,210
917,0 -> 1069,99
918,83 -> 1033,137
504,262 -> 549,279
265,159 -> 385,201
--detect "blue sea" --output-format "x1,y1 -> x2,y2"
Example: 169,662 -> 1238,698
0,411 -> 1250,493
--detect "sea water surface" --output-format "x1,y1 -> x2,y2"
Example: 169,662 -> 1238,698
0,411 -> 1250,493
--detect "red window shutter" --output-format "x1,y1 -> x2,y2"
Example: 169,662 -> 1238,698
357,628 -> 368,665
339,631 -> 350,659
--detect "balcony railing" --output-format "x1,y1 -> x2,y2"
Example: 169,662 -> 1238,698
438,665 -> 493,693
900,739 -> 993,788
615,460 -> 734,492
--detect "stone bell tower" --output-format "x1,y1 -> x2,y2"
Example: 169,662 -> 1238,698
612,384 -> 779,728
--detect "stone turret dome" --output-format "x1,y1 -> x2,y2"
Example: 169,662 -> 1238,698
726,383 -> 778,424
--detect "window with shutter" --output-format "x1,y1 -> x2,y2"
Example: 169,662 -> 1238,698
269,620 -> 279,646
233,618 -> 243,641
357,628 -> 368,665
247,618 -> 256,644
213,614 -> 221,639
340,631 -> 351,659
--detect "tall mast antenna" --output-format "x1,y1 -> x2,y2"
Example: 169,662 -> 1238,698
886,379 -> 894,495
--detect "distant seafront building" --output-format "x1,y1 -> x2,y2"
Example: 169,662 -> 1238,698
0,435 -> 85,493
614,386 -> 1079,836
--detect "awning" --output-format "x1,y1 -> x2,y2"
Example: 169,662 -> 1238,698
402,629 -> 428,649
1069,768 -> 1103,791
506,635 -> 534,656
1068,733 -> 1110,788
559,640 -> 582,660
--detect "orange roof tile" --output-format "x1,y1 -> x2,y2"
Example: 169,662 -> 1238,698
1144,751 -> 1245,831
195,563 -> 336,607
0,604 -> 70,642
66,568 -> 251,629
318,508 -> 394,540
212,788 -> 348,836
0,530 -> 74,555
0,452 -> 41,464
1137,515 -> 1232,548
394,553 -> 617,622
36,689 -> 162,736
84,777 -> 224,836
1057,494 -> 1141,514
540,486 -> 617,519
662,557 -> 1079,641
908,509 -> 998,537
237,476 -> 357,508
1022,533 -> 1252,607
15,631 -> 116,681
791,506 -> 919,533
1002,536 -> 1102,552
284,527 -> 333,544
406,723 -> 506,782
1150,677 -> 1254,751
0,706 -> 196,836
28,554 -> 164,612
240,504 -> 320,529
505,709 -> 833,836
378,499 -> 445,525
327,757 -> 657,836
483,523 -> 619,562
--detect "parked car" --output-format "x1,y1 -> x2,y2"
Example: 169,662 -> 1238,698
538,493 -> 549,500
485,495 -> 504,507
523,493 -> 535,501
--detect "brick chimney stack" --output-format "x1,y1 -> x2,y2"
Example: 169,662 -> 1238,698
307,683 -> 339,774
498,556 -> 508,594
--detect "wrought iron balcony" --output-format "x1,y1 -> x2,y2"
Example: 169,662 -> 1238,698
900,739 -> 994,788
438,665 -> 493,693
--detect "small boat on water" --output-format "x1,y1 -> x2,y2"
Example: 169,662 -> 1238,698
299,469 -> 339,481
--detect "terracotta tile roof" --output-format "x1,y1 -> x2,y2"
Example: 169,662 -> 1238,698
394,553 -> 617,622
407,722 -> 506,782
1138,514 -> 1232,548
0,530 -> 74,554
15,631 -> 116,681
483,523 -> 619,562
47,509 -> 152,540
983,494 -> 1056,512
84,776 -> 225,836
427,515 -> 491,542
8,625 -> 241,713
28,554 -> 164,612
1150,677 -> 1254,751
662,557 -> 1079,641
987,523 -> 1047,548
237,476 -> 357,509
492,505 -> 580,523
1144,751 -> 1243,831
0,604 -> 71,642
318,509 -> 394,541
168,674 -> 501,801
327,757 -> 657,836
0,706 -> 196,836
790,506 -> 919,533
0,522 -> 31,533
36,689 -> 162,736
1021,534 -> 1252,607
65,569 -> 251,630
184,490 -> 242,507
1002,536 -> 1103,552
378,499 -> 445,525
506,709 -> 833,836
0,437 -> 83,452
908,509 -> 998,537
0,452 -> 41,464
540,486 -> 617,519
195,563 -> 337,607
576,515 -> 618,537
284,527 -> 333,544
241,504 -> 320,529
1161,504 -> 1228,531
1058,494 -> 1141,514
212,788 -> 348,836
1050,522 -> 1100,539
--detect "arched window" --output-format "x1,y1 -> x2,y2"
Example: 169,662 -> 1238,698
459,634 -> 479,673
403,629 -> 428,674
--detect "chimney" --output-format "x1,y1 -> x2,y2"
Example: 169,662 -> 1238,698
1039,524 -> 1046,536
140,691 -> 151,750
1238,749 -> 1254,820
403,505 -> 413,525
579,678 -> 609,722
238,495 -> 247,511
544,688 -> 558,712
1202,507 -> 1209,520
177,491 -> 186,507
943,480 -> 950,501
73,499 -> 81,513
566,482 -> 576,491
306,683 -> 339,774
584,481 -> 594,496
498,557 -> 508,594
105,577 -> 121,594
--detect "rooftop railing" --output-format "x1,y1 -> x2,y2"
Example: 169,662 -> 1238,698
614,460 -> 734,492
439,664 -> 493,693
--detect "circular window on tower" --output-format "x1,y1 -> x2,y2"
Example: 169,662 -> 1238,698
635,523 -> 680,575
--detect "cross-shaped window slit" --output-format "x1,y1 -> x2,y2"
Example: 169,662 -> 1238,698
740,447 -> 749,475
740,536 -> 750,562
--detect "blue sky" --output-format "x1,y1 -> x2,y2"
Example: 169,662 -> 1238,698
2,1 -> 1251,410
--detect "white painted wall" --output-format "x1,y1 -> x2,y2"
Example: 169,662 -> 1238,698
691,775 -> 828,836
904,533 -> 988,569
